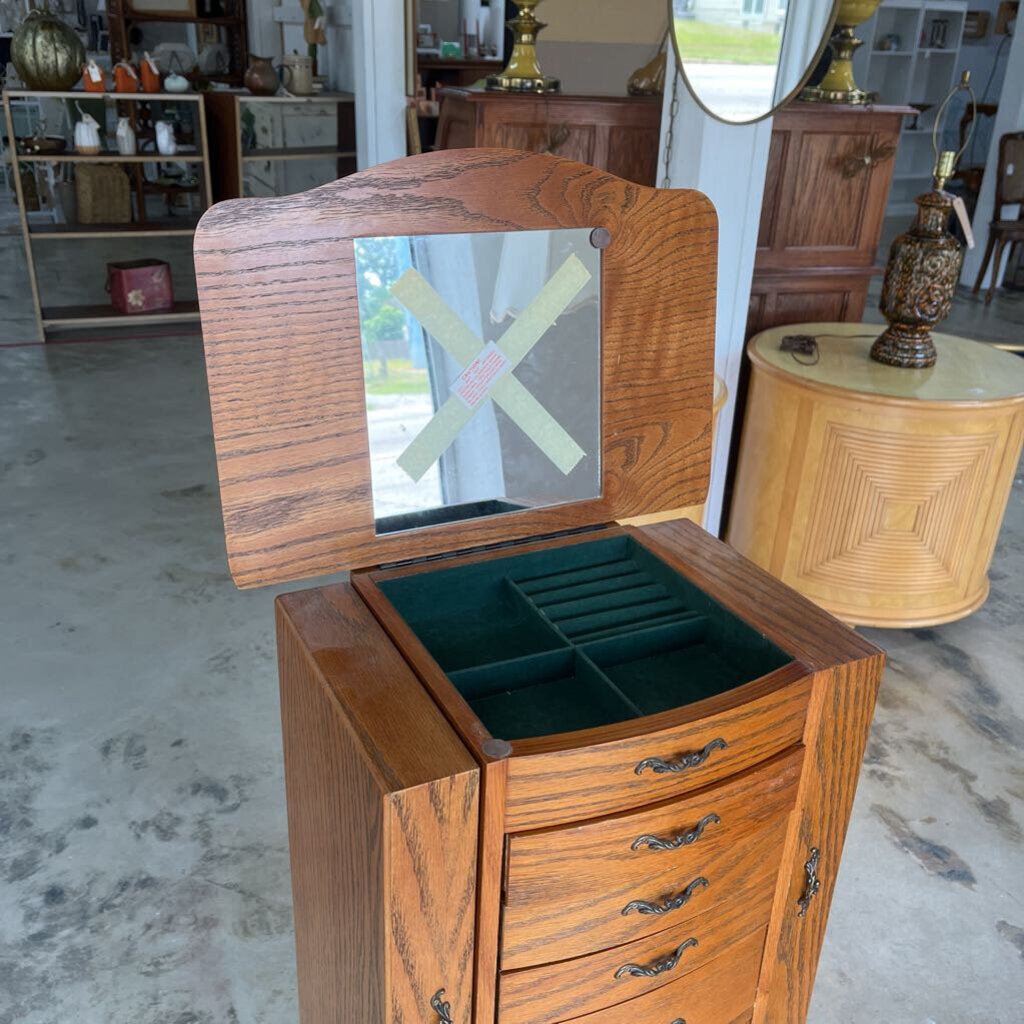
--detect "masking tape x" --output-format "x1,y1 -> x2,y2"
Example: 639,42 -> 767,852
389,253 -> 591,482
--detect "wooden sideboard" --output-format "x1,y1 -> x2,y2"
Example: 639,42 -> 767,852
437,87 -> 662,185
748,103 -> 913,338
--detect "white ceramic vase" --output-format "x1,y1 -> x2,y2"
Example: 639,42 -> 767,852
115,117 -> 136,156
155,120 -> 177,156
73,110 -> 101,155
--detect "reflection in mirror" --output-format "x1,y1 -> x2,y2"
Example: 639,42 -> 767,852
671,0 -> 837,123
355,228 -> 602,535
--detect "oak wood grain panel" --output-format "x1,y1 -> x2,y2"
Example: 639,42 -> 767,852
276,585 -> 479,1023
558,926 -> 765,1024
498,887 -> 774,1024
502,810 -> 789,970
753,656 -> 883,1024
473,753 -> 509,1024
504,671 -> 810,830
194,149 -> 716,587
387,777 -> 479,1024
501,749 -> 801,968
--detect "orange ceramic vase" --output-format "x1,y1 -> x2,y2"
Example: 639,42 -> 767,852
82,59 -> 107,92
113,61 -> 139,92
140,55 -> 161,93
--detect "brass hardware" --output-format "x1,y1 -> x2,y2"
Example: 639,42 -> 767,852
800,0 -> 882,105
635,739 -> 727,776
631,814 -> 721,852
838,143 -> 895,179
485,0 -> 559,93
614,937 -> 698,979
431,989 -> 454,1023
622,876 -> 709,917
796,847 -> 822,918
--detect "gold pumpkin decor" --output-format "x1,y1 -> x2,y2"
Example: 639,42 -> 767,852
12,3 -> 86,92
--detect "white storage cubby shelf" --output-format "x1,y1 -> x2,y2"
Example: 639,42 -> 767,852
854,0 -> 968,216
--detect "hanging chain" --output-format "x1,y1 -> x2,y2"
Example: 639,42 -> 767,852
661,66 -> 680,189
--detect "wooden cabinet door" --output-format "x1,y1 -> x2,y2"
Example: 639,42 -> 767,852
757,107 -> 903,271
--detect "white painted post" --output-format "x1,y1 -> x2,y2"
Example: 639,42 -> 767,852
351,0 -> 407,169
658,50 -> 773,536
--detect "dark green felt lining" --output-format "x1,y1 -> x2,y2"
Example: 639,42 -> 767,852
379,536 -> 791,740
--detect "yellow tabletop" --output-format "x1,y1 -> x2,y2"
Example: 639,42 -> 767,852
749,322 -> 1024,405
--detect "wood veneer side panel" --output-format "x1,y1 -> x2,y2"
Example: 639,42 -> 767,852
276,586 -> 482,1023
277,602 -> 386,1023
752,654 -> 883,1024
473,755 -> 509,1024
386,774 -> 480,1023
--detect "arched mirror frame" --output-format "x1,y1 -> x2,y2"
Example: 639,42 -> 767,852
667,0 -> 841,126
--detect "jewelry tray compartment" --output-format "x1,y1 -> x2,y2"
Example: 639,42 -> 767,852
377,535 -> 793,741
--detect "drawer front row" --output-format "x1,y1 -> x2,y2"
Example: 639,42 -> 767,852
503,674 -> 811,830
498,890 -> 773,1024
502,748 -> 803,969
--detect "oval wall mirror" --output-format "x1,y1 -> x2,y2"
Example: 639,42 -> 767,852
669,0 -> 840,124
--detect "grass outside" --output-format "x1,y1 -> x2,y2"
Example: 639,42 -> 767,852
363,356 -> 431,396
674,17 -> 781,65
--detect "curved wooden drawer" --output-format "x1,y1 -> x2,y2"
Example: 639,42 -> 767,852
497,886 -> 773,1024
557,926 -> 765,1024
502,748 -> 801,969
504,669 -> 811,830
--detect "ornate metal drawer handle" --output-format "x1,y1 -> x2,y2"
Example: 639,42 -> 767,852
796,847 -> 821,918
635,738 -> 727,776
431,989 -> 454,1024
622,876 -> 709,917
632,813 -> 721,851
614,937 -> 698,979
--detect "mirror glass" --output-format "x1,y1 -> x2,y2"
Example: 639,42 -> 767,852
355,227 -> 602,535
670,0 -> 837,123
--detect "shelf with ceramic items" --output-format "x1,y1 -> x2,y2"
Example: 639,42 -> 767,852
1,88 -> 212,342
202,90 -> 356,202
105,0 -> 249,87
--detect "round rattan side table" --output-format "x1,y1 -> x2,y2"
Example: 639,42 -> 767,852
727,322 -> 1024,627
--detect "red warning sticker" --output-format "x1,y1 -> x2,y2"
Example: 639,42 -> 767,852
450,342 -> 511,409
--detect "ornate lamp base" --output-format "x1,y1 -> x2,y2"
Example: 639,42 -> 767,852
870,325 -> 937,369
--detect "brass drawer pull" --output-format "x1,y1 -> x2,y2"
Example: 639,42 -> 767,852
635,738 -> 728,776
431,989 -> 454,1023
614,937 -> 698,979
632,813 -> 721,851
622,876 -> 709,917
796,847 -> 821,918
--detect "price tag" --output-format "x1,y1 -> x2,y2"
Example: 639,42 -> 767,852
88,60 -> 102,83
951,195 -> 975,249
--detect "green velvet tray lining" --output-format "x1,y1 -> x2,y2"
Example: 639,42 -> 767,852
379,535 -> 791,740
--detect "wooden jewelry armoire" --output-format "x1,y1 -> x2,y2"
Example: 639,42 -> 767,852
193,149 -> 884,1024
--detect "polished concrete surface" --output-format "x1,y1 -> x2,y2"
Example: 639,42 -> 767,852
1,232 -> 1023,1022
2,329 -> 1022,1024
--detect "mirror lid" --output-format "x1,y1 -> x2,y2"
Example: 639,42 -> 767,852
195,149 -> 717,588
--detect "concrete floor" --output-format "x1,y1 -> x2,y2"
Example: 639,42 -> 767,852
1,217 -> 1023,1022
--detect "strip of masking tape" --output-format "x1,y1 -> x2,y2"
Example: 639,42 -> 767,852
390,256 -> 590,482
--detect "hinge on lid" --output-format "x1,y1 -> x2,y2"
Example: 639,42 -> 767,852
378,522 -> 613,571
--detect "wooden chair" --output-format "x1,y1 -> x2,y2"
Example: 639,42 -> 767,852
972,130 -> 1024,304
